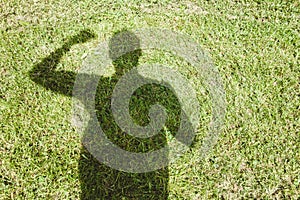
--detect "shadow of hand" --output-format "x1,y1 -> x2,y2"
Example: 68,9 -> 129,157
29,29 -> 96,96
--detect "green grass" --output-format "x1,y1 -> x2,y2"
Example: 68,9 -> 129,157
1,0 -> 299,199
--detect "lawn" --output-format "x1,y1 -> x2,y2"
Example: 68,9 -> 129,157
0,0 -> 299,199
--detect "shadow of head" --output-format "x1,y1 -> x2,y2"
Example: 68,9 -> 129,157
109,30 -> 141,59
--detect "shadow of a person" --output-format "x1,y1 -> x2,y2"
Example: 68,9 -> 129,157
29,29 -> 183,199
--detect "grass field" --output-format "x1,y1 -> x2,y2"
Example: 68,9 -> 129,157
1,0 -> 299,199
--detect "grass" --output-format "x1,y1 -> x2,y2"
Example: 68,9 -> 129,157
0,0 -> 299,199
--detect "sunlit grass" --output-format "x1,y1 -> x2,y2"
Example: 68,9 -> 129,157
0,0 -> 299,199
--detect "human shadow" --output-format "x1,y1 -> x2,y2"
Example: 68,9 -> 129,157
29,29 -> 185,199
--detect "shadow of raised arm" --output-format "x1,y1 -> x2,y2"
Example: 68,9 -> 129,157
29,29 -> 96,96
